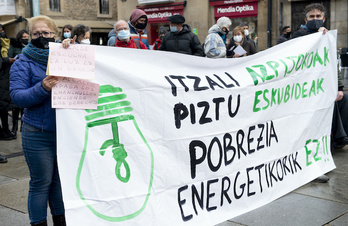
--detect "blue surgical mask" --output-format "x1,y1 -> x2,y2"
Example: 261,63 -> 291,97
117,30 -> 130,40
170,26 -> 178,33
63,32 -> 71,39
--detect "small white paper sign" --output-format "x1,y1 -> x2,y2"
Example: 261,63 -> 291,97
232,45 -> 247,56
48,42 -> 96,80
52,77 -> 99,109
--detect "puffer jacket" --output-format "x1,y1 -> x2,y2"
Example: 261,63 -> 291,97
115,37 -> 147,49
107,29 -> 117,46
128,22 -> 150,50
158,24 -> 203,56
204,24 -> 226,58
9,54 -> 55,131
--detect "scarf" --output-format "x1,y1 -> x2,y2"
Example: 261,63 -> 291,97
22,42 -> 49,66
0,37 -> 10,58
300,24 -> 310,32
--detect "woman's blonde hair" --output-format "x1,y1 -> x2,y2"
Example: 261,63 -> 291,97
28,15 -> 58,36
232,26 -> 245,36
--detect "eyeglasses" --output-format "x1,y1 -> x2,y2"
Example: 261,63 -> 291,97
31,31 -> 55,39
116,27 -> 129,32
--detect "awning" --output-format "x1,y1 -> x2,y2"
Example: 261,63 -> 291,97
137,1 -> 186,23
53,19 -> 114,33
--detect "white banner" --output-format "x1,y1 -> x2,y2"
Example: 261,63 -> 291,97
57,31 -> 338,226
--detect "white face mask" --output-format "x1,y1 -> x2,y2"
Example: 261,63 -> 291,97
244,29 -> 249,36
80,39 -> 91,45
233,35 -> 243,43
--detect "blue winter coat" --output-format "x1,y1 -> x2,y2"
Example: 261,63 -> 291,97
9,54 -> 55,131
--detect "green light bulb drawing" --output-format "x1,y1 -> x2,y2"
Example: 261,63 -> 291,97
76,85 -> 154,222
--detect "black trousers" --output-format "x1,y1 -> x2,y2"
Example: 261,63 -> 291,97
332,93 -> 348,139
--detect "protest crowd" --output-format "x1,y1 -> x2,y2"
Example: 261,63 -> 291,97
0,2 -> 347,226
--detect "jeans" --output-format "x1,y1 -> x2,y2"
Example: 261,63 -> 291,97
22,123 -> 65,224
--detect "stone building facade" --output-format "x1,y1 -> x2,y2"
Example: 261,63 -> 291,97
116,0 -> 347,50
1,0 -> 347,49
0,0 -> 118,44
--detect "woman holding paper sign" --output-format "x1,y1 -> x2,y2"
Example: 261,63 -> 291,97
226,26 -> 257,58
9,15 -> 66,226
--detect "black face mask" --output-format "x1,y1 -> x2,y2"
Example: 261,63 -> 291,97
31,36 -> 55,49
285,32 -> 291,38
135,23 -> 146,30
21,39 -> 29,45
306,19 -> 324,32
0,32 -> 7,38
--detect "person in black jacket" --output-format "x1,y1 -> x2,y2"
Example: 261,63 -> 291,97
292,3 -> 347,183
8,30 -> 29,137
159,15 -> 203,56
292,3 -> 348,147
0,24 -> 16,142
226,26 -> 257,58
292,3 -> 328,38
276,26 -> 291,44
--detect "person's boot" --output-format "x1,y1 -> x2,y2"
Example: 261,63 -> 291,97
333,136 -> 348,149
313,174 -> 329,183
52,214 -> 66,226
31,220 -> 48,226
3,128 -> 16,140
11,118 -> 18,137
0,154 -> 7,163
0,127 -> 12,140
11,107 -> 19,137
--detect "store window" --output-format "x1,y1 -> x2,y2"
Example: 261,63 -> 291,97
49,0 -> 60,12
99,0 -> 109,15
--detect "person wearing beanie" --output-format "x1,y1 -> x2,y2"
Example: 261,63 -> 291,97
159,14 -> 203,56
153,26 -> 167,50
203,16 -> 231,58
